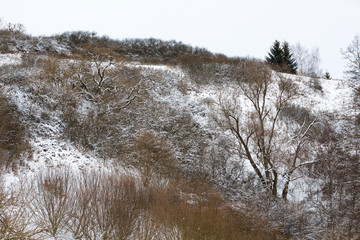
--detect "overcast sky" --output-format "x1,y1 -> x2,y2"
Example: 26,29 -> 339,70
1,0 -> 359,79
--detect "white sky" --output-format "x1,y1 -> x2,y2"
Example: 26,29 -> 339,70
1,0 -> 359,79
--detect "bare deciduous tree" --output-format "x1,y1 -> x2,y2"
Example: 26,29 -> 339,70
215,61 -> 315,200
342,35 -> 360,81
292,43 -> 322,78
309,128 -> 360,239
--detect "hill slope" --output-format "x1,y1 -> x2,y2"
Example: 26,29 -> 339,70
0,35 -> 359,239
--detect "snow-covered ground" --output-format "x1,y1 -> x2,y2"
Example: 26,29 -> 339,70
0,53 -> 22,66
0,52 -> 356,205
0,55 -> 127,191
294,75 -> 354,114
0,52 -> 358,239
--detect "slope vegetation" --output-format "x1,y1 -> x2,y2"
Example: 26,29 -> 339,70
0,28 -> 359,239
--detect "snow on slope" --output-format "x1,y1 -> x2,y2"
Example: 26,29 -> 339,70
0,54 -> 355,199
0,55 -> 127,190
0,53 -> 22,65
293,75 -> 354,114
0,53 -> 358,239
147,69 -> 356,202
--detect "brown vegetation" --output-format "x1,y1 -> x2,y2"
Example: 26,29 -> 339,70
0,169 -> 287,239
1,23 -> 359,239
0,92 -> 28,169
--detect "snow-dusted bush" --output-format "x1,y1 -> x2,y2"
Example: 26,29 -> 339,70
179,55 -> 247,84
280,103 -> 315,125
1,168 -> 287,239
0,63 -> 28,86
129,132 -> 177,186
0,21 -> 28,53
0,92 -> 28,168
309,77 -> 323,92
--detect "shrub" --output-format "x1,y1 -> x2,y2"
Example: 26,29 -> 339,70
66,171 -> 147,239
0,92 -> 28,168
0,21 -> 27,53
113,38 -> 213,64
1,166 -> 288,239
178,55 -> 247,84
280,104 -> 314,125
33,169 -> 73,238
130,132 -> 177,186
309,78 -> 323,92
147,180 -> 286,240
0,64 -> 28,86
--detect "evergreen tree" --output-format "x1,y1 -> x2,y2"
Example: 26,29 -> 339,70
265,40 -> 283,66
266,40 -> 298,74
324,71 -> 331,79
282,41 -> 297,74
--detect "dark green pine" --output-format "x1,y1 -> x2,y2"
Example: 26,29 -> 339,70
324,71 -> 331,79
282,41 -> 297,74
266,40 -> 284,66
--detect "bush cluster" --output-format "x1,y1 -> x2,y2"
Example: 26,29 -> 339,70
0,169 -> 286,239
1,26 -> 251,83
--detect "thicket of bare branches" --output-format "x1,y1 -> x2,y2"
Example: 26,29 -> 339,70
0,169 -> 286,239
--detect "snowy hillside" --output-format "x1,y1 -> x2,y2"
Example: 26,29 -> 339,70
0,39 -> 359,240
0,55 -> 116,186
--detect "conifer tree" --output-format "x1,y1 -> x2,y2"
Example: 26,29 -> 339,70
266,40 -> 298,74
324,71 -> 331,79
282,41 -> 298,74
265,40 -> 283,66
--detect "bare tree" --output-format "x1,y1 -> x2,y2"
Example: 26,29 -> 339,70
55,54 -> 152,159
67,49 -> 147,107
215,61 -> 315,200
342,35 -> 360,81
342,35 -> 360,152
292,43 -> 322,78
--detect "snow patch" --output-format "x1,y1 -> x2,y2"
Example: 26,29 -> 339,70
0,53 -> 22,66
